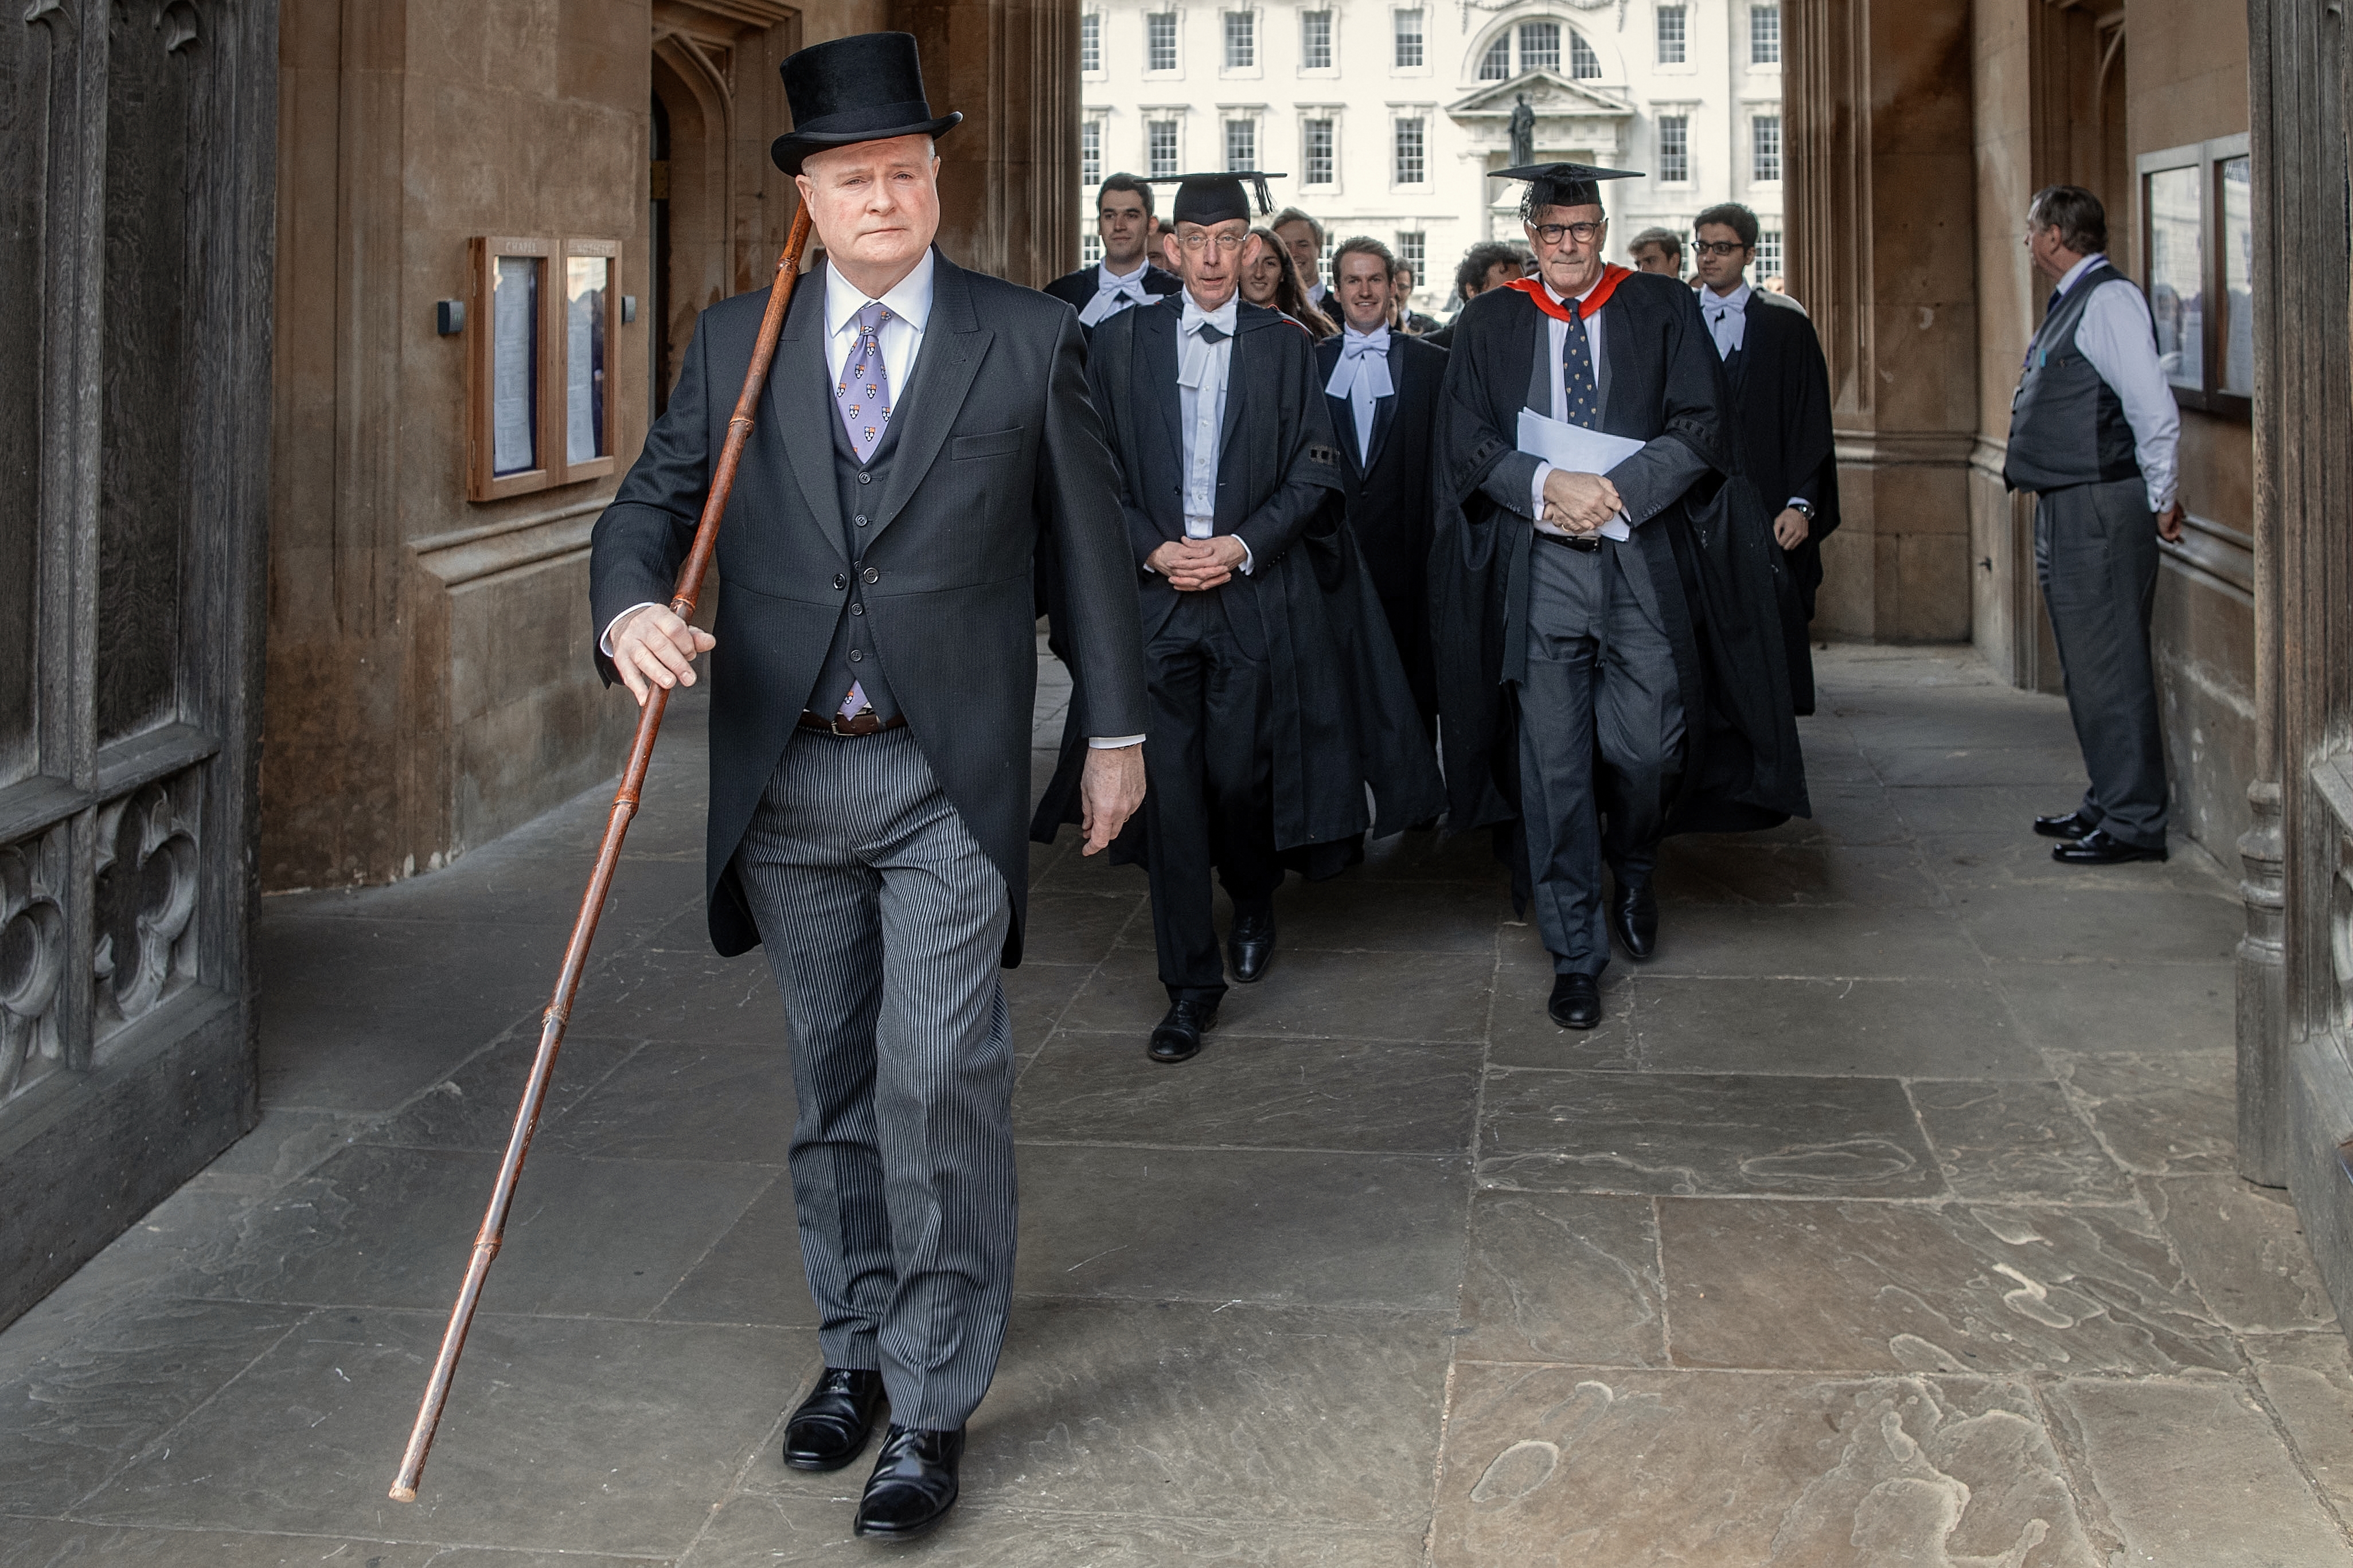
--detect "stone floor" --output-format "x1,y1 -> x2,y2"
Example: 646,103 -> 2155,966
4,643 -> 2351,1567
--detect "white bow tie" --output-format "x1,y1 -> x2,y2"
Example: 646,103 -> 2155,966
1079,269 -> 1153,327
1181,295 -> 1239,338
1326,327 -> 1394,401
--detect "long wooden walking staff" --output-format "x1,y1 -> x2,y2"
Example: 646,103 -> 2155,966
389,207 -> 813,1504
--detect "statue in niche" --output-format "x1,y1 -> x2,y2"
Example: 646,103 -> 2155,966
1508,94 -> 1536,169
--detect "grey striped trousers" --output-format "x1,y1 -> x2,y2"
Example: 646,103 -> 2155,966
737,728 -> 1016,1431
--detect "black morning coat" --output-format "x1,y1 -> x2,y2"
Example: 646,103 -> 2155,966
589,251 -> 1151,967
1031,293 -> 1445,865
1722,289 -> 1842,715
1313,329 -> 1449,713
1429,271 -> 1810,855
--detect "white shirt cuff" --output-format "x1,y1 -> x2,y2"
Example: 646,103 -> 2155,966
1088,735 -> 1145,749
600,602 -> 664,657
1529,460 -> 1554,523
1235,538 -> 1255,574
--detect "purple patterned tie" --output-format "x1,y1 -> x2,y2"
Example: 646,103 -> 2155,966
833,302 -> 893,719
836,300 -> 893,463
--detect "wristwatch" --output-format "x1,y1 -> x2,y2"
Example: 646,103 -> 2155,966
1787,499 -> 1816,522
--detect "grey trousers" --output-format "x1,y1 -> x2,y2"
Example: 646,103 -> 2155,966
737,728 -> 1015,1431
2035,478 -> 2168,850
1517,536 -> 1684,977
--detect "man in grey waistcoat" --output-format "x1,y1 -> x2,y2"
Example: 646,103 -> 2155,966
2006,185 -> 2183,865
589,33 -> 1148,1541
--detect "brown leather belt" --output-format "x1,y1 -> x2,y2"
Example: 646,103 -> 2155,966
1536,530 -> 1603,553
799,710 -> 908,737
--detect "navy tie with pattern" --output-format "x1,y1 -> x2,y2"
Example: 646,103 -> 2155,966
1562,309 -> 1601,428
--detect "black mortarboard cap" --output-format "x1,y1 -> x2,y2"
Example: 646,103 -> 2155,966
1492,161 -> 1644,209
1149,171 -> 1285,225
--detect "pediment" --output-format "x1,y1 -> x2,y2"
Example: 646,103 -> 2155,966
1445,71 -> 1632,120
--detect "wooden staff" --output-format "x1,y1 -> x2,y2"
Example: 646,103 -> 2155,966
389,206 -> 813,1504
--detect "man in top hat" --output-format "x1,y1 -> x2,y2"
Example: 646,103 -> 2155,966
1068,170 -> 1439,1064
1042,171 -> 1183,331
1691,201 -> 1841,714
1319,234 -> 1447,733
589,32 -> 1149,1540
1429,162 -> 1806,1030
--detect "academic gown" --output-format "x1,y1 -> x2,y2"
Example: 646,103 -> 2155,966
1428,275 -> 1810,870
1315,330 -> 1448,725
1032,296 -> 1444,866
1721,290 -> 1841,715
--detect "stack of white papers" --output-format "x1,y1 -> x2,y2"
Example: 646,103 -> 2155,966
1518,409 -> 1644,542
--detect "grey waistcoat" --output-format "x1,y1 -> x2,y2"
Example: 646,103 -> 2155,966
2003,261 -> 2145,494
805,403 -> 906,721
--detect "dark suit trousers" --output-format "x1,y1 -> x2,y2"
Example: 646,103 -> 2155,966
737,729 -> 1016,1431
1142,591 -> 1283,1002
2035,478 -> 2168,848
1517,536 -> 1684,976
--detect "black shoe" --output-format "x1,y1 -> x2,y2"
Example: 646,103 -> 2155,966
1548,973 -> 1603,1030
1609,878 -> 1658,962
1227,907 -> 1276,983
852,1424 -> 963,1540
782,1367 -> 887,1472
2034,810 -> 2097,839
1148,999 -> 1218,1063
2052,828 -> 2168,865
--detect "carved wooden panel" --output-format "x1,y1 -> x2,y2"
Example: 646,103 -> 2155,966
92,768 -> 201,1035
0,13 -> 41,793
0,825 -> 71,1105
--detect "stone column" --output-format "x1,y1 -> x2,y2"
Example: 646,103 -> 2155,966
1786,0 -> 1977,643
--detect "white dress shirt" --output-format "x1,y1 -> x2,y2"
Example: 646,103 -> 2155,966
2052,252 -> 2181,513
1171,292 -> 1252,574
1701,280 -> 1751,359
604,252 -> 1141,748
1078,258 -> 1156,327
1527,276 -> 1630,542
1325,323 -> 1393,464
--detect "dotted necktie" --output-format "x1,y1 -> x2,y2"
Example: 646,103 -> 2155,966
1561,308 -> 1601,427
836,300 -> 893,464
833,301 -> 893,719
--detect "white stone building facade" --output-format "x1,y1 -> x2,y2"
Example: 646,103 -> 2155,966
1076,0 -> 1788,310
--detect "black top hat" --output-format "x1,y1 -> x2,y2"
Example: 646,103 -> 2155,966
770,33 -> 962,175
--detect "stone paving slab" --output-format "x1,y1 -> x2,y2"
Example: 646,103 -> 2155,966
3,646 -> 2348,1566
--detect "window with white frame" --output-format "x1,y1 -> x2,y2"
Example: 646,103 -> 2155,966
1224,10 -> 1255,69
1658,115 -> 1689,183
1081,119 -> 1103,186
1751,113 -> 1782,183
1149,118 -> 1180,176
1394,8 -> 1423,68
1394,116 -> 1426,184
1478,33 -> 1511,80
1518,21 -> 1559,71
1080,11 -> 1102,72
1082,228 -> 1104,265
1300,9 -> 1333,69
1750,3 -> 1781,65
1225,116 -> 1256,171
1396,230 -> 1425,284
1146,12 -> 1178,71
1755,228 -> 1783,281
1569,30 -> 1601,77
1656,2 -> 1685,64
1303,117 -> 1336,186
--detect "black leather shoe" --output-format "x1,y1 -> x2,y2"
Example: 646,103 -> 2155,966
1148,999 -> 1218,1063
853,1424 -> 963,1540
782,1367 -> 886,1472
2052,828 -> 2168,865
1609,878 -> 1658,962
2034,810 -> 2097,839
1548,973 -> 1603,1030
1227,907 -> 1276,983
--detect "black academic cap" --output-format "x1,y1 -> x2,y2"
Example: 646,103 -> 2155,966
1148,171 -> 1286,226
1493,161 -> 1644,209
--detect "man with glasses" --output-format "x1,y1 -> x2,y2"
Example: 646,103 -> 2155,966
1429,162 -> 1806,1029
1692,202 -> 1840,714
1060,171 -> 1439,1064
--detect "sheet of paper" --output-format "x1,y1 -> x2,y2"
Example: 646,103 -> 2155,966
1519,408 -> 1645,542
